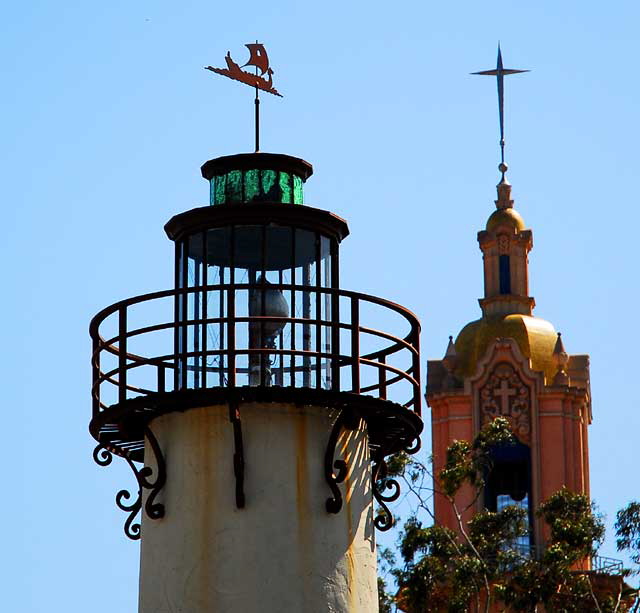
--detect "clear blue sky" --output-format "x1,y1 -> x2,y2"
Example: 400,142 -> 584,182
4,0 -> 639,610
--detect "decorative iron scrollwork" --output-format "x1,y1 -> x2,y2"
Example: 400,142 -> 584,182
325,409 -> 359,514
405,435 -> 422,455
139,426 -> 167,520
92,428 -> 167,540
116,470 -> 143,540
93,444 -> 113,466
372,453 -> 401,532
370,433 -> 421,531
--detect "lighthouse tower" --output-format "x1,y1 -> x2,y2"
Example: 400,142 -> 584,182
90,150 -> 422,611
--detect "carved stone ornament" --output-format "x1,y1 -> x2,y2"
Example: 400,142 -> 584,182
480,362 -> 531,443
498,234 -> 510,254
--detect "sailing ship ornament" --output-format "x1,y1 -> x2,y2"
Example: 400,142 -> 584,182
206,43 -> 282,97
205,42 -> 282,152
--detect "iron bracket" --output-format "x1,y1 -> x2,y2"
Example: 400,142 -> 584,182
229,400 -> 246,508
93,426 -> 166,541
324,408 -> 359,514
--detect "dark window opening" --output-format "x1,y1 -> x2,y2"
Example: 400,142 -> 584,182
499,254 -> 511,294
485,442 -> 533,550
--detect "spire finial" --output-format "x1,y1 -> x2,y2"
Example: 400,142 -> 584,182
442,336 -> 459,389
552,332 -> 570,385
472,44 -> 529,181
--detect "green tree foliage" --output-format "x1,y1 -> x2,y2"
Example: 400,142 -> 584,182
616,502 -> 640,567
379,418 -> 636,613
496,488 -> 609,613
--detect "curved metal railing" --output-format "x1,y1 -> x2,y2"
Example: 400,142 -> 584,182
90,283 -> 421,417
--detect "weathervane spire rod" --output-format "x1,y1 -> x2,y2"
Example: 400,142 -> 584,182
253,40 -> 260,152
471,44 -> 529,178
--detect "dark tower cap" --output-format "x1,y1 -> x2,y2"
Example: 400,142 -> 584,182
201,152 -> 313,181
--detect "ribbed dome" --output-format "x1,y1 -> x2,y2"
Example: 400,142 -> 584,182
455,314 -> 558,382
486,207 -> 526,233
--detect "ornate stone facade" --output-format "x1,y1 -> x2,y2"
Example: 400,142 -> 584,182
479,361 -> 531,443
497,234 -> 510,254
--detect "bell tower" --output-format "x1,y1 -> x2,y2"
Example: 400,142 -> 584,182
427,48 -> 592,551
427,164 -> 592,550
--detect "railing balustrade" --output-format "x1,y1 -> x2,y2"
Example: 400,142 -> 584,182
90,283 -> 421,417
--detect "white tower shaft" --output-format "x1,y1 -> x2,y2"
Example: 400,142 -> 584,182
138,402 -> 378,613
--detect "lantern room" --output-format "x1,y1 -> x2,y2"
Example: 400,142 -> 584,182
166,153 -> 346,391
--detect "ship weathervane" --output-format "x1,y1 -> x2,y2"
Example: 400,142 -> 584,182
205,43 -> 282,97
205,42 -> 282,153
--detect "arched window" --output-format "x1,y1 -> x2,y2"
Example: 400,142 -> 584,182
485,441 -> 533,551
499,254 -> 511,294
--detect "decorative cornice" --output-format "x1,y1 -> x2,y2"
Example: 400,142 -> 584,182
467,337 -> 543,393
478,228 -> 533,248
479,294 -> 535,317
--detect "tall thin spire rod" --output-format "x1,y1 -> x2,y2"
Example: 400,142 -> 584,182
254,40 -> 260,152
472,44 -> 529,176
255,86 -> 260,152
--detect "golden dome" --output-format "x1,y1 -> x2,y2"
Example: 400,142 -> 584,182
486,207 -> 526,233
454,314 -> 558,382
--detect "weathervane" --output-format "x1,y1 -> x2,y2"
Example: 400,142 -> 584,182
206,42 -> 282,153
472,45 -> 529,179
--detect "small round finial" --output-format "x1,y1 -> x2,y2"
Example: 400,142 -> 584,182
499,162 -> 508,174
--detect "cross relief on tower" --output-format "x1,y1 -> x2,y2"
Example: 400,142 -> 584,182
479,361 -> 531,444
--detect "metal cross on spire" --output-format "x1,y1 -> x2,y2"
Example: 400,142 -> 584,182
472,44 -> 529,178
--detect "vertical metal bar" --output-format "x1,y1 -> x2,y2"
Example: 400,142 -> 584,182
330,239 -> 340,391
92,335 -> 100,416
181,236 -> 189,390
323,238 -> 331,390
193,244 -> 201,389
118,305 -> 127,404
412,326 -> 421,415
219,264 -> 225,386
228,289 -> 236,388
290,228 -> 296,387
378,355 -> 387,400
315,233 -> 322,389
173,241 -> 181,391
333,236 -> 340,292
201,230 -> 208,389
248,268 -> 257,386
260,223 -> 267,387
228,226 -> 236,387
254,88 -> 260,153
157,364 -> 165,393
350,297 -> 360,394
277,267 -> 284,386
302,261 -> 311,388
